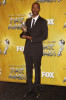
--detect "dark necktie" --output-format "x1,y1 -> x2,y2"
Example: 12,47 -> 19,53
32,19 -> 35,28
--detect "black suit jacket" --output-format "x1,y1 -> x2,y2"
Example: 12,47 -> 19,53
20,16 -> 48,56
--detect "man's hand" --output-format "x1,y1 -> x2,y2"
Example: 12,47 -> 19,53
22,35 -> 27,39
22,35 -> 32,40
27,36 -> 32,40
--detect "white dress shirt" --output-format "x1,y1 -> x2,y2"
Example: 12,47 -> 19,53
31,15 -> 39,28
30,15 -> 39,42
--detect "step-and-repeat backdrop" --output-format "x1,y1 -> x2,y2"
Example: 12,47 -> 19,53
0,0 -> 66,86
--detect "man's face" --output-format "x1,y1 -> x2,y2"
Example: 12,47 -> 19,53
31,4 -> 40,16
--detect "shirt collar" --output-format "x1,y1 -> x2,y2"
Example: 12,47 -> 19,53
32,15 -> 39,22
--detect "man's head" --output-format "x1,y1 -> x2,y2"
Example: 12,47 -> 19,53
31,2 -> 40,17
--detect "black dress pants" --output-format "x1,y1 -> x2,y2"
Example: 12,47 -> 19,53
24,54 -> 42,93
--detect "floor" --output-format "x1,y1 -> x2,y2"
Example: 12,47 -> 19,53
0,81 -> 66,100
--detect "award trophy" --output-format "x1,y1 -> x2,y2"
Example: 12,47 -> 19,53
22,21 -> 27,32
3,0 -> 6,5
22,21 -> 30,36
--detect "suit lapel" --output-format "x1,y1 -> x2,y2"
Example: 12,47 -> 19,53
34,16 -> 41,27
29,17 -> 32,29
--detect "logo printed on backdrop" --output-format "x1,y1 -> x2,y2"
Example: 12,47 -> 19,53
63,22 -> 66,29
57,40 -> 65,56
8,14 -> 25,30
0,0 -> 6,6
63,13 -> 66,28
43,40 -> 65,57
9,65 -> 26,80
42,72 -> 54,78
47,19 -> 54,25
0,39 -> 10,55
17,46 -> 24,52
8,13 -> 32,30
64,13 -> 66,15
36,0 -> 62,3
63,77 -> 66,83
63,67 -> 66,83
8,17 -> 24,30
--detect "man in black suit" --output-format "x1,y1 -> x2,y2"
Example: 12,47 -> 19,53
20,2 -> 48,98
